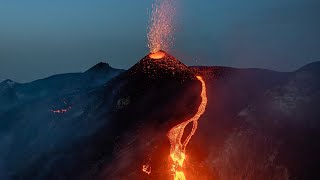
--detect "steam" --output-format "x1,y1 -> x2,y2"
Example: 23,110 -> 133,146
148,0 -> 177,53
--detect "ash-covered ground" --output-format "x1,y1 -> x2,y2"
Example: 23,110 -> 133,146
0,54 -> 319,180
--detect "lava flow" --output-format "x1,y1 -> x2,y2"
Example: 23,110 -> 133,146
50,101 -> 72,114
167,76 -> 208,180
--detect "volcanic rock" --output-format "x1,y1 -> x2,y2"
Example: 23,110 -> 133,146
126,50 -> 197,82
108,50 -> 201,125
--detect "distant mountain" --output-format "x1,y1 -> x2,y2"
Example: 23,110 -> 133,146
0,57 -> 319,180
0,79 -> 20,111
0,62 -> 124,111
0,79 -> 19,88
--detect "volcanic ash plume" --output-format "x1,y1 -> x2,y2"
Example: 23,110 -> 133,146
148,0 -> 176,53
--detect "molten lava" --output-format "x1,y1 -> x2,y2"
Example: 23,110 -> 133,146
167,76 -> 208,180
149,51 -> 166,59
142,164 -> 152,175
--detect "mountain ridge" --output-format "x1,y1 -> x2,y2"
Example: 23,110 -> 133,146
0,62 -> 125,111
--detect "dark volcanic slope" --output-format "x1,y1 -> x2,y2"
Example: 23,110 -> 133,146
187,63 -> 320,180
108,51 -> 201,122
0,63 -> 124,179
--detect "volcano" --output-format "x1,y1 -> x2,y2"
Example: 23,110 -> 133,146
121,50 -> 196,82
97,51 -> 202,179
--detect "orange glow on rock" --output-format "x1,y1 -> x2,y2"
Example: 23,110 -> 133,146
167,76 -> 208,180
149,51 -> 166,59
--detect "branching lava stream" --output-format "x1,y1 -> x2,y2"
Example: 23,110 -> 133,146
167,76 -> 208,180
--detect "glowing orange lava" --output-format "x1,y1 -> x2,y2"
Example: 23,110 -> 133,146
149,51 -> 166,59
167,76 -> 208,180
50,100 -> 72,114
50,106 -> 72,114
142,164 -> 152,175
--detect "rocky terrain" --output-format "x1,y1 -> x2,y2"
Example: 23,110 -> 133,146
0,55 -> 319,180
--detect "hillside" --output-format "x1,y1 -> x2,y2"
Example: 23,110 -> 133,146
0,60 -> 319,180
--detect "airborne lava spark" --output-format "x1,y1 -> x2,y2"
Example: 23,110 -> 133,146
148,0 -> 176,53
167,76 -> 208,180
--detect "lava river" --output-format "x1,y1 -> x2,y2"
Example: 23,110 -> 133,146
167,76 -> 208,180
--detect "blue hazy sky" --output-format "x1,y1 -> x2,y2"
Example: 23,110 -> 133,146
0,0 -> 319,82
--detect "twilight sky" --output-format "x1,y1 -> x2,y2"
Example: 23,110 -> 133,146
0,0 -> 319,82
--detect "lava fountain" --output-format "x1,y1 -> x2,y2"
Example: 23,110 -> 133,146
167,76 -> 208,180
148,0 -> 176,54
